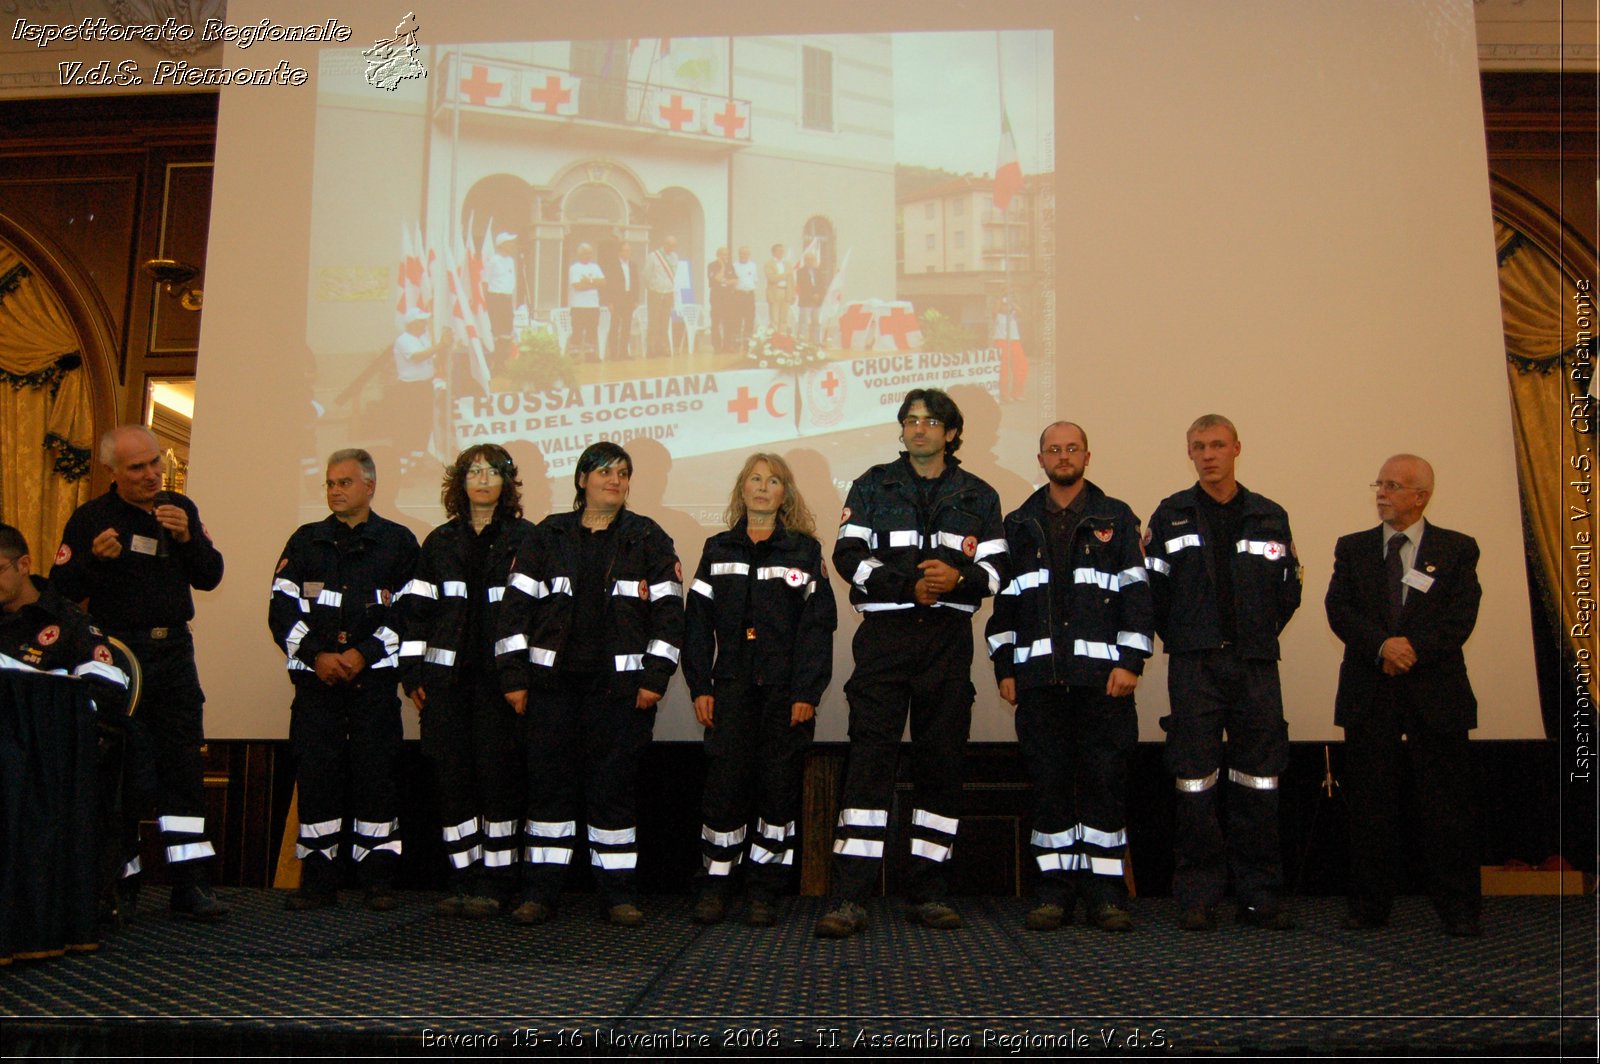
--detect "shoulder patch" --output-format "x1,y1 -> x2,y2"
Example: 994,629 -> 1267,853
785,568 -> 806,587
839,506 -> 851,525
37,625 -> 60,646
1140,526 -> 1152,549
93,644 -> 112,664
638,579 -> 651,602
1094,528 -> 1114,543
54,543 -> 71,565
275,557 -> 289,574
675,561 -> 683,582
962,534 -> 977,557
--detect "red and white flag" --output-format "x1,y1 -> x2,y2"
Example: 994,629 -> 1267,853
993,110 -> 1023,211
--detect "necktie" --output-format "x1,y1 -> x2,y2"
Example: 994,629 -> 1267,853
1385,532 -> 1407,630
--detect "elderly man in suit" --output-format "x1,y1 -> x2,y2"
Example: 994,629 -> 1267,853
1325,453 -> 1483,937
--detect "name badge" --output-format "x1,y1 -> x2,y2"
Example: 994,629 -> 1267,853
1402,569 -> 1434,594
129,534 -> 159,556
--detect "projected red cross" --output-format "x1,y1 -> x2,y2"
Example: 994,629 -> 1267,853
658,93 -> 694,132
820,370 -> 841,397
713,100 -> 746,138
877,307 -> 920,351
529,75 -> 571,114
838,305 -> 873,348
727,386 -> 759,423
459,64 -> 504,106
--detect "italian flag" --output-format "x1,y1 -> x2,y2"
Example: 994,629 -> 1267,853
994,111 -> 1023,210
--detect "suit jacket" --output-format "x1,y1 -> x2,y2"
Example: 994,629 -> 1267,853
764,258 -> 792,302
607,256 -> 639,309
1324,521 -> 1480,732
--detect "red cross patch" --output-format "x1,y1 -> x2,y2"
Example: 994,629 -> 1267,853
37,625 -> 60,646
1094,528 -> 1114,543
962,535 -> 977,557
1263,541 -> 1285,560
638,579 -> 651,602
840,507 -> 851,525
674,561 -> 683,582
785,569 -> 806,587
54,543 -> 71,565
93,644 -> 112,664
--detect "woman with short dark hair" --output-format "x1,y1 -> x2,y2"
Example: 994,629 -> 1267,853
399,444 -> 536,917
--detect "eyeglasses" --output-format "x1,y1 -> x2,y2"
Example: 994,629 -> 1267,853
0,559 -> 15,576
1042,444 -> 1084,457
902,416 -> 945,430
1370,481 -> 1421,494
466,465 -> 504,481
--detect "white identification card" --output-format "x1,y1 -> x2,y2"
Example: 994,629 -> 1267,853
1402,569 -> 1434,593
129,534 -> 159,556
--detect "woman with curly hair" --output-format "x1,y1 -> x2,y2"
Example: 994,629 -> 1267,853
683,453 -> 837,926
399,444 -> 537,917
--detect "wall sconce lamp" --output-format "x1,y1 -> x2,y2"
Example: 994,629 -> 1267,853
141,258 -> 203,311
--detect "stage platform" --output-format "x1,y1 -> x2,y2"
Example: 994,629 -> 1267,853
1,890 -> 1593,1057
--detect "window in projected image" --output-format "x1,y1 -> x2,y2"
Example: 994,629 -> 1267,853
309,30 -> 1053,517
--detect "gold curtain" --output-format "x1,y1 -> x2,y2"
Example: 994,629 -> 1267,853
1496,221 -> 1596,691
0,241 -> 94,563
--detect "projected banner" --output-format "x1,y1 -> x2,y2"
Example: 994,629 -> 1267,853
452,347 -> 1003,475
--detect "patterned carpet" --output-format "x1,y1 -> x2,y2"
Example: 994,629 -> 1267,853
0,891 -> 1593,1056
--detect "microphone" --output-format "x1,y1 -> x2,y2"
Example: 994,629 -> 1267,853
154,490 -> 174,555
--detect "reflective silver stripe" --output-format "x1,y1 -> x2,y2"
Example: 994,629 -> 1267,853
611,580 -> 640,597
441,817 -> 479,842
1236,539 -> 1281,557
1031,827 -> 1074,848
448,845 -> 484,870
1073,639 -> 1121,661
373,625 -> 401,661
300,817 -> 341,838
1074,567 -> 1118,591
1165,533 -> 1202,554
757,565 -> 805,582
747,843 -> 789,865
1080,825 -> 1127,848
646,639 -> 680,663
121,856 -> 142,878
710,562 -> 750,576
691,579 -> 714,599
285,619 -> 309,657
424,647 -> 456,666
838,522 -> 874,543
399,578 -> 437,600
913,808 -> 958,834
888,529 -> 922,548
316,588 -> 343,608
857,601 -> 915,612
484,819 -> 519,838
705,858 -> 738,876
588,825 -> 636,845
1014,637 -> 1053,663
987,629 -> 1018,654
286,658 -> 311,671
399,639 -> 427,659
508,572 -> 540,597
931,531 -> 965,552
832,837 -> 884,858
548,576 -> 573,596
1009,569 -> 1047,593
1037,852 -> 1089,872
1119,565 -> 1149,586
1145,557 -> 1171,575
935,599 -> 978,614
75,660 -> 129,687
614,653 -> 643,670
701,824 -> 747,847
366,839 -> 402,857
369,589 -> 391,606
756,818 -> 793,841
159,814 -> 205,835
978,560 -> 1001,594
591,850 -> 638,869
495,633 -> 528,656
1176,769 -> 1220,793
851,557 -> 883,590
272,577 -> 301,598
530,646 -> 557,667
525,820 -> 576,838
1089,856 -> 1124,876
354,818 -> 398,838
651,580 -> 683,599
838,807 -> 889,828
296,841 -> 338,860
165,841 -> 215,864
1229,767 -> 1279,790
482,848 -> 514,867
974,537 -> 1006,560
1117,631 -> 1154,654
526,846 -> 573,864
487,586 -> 505,603
441,580 -> 467,597
910,838 -> 952,862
